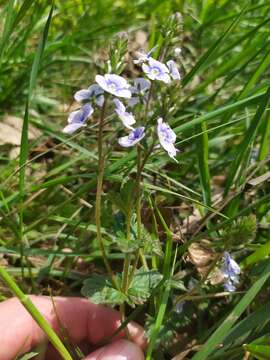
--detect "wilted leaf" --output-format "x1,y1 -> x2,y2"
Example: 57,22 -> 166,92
0,115 -> 40,146
188,240 -> 216,278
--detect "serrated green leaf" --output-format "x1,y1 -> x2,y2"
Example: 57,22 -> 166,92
143,234 -> 163,257
128,268 -> 163,305
113,212 -> 139,253
81,274 -> 127,306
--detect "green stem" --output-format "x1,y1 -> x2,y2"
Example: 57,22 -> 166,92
121,79 -> 154,317
122,205 -> 132,293
0,266 -> 72,360
136,146 -> 142,245
122,254 -> 131,293
95,97 -> 118,289
135,146 -> 148,270
129,248 -> 140,283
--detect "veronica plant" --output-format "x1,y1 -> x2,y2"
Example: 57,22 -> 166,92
62,14 -> 183,340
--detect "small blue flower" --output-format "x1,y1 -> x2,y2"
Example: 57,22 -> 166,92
113,99 -> 136,129
167,60 -> 181,80
142,58 -> 171,84
157,118 -> 179,161
95,74 -> 131,98
175,301 -> 185,314
129,78 -> 151,107
118,127 -> 145,147
63,103 -> 93,134
133,46 -> 158,65
221,252 -> 241,292
74,84 -> 104,107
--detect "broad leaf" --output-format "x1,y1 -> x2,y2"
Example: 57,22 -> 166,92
128,268 -> 163,305
82,274 -> 127,306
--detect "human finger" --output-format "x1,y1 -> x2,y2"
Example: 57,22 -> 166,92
0,296 -> 145,360
83,339 -> 144,360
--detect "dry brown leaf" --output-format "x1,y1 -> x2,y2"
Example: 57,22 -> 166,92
0,115 -> 41,146
188,240 -> 215,277
188,241 -> 224,285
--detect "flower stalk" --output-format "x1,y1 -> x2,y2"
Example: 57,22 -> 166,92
95,97 -> 118,289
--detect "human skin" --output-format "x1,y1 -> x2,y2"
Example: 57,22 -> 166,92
0,296 -> 145,360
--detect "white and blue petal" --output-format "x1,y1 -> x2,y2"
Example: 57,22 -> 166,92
63,122 -> 86,134
157,118 -> 178,161
167,60 -> 181,80
113,99 -> 136,129
95,74 -> 131,98
74,84 -> 104,105
63,103 -> 93,134
221,252 -> 241,292
118,127 -> 145,147
142,58 -> 170,84
74,89 -> 92,102
128,78 -> 151,107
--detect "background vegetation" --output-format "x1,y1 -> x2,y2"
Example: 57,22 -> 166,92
0,0 -> 270,359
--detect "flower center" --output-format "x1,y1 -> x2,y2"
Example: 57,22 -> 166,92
108,82 -> 116,91
151,67 -> 160,76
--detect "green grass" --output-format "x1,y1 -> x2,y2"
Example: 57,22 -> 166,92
0,0 -> 270,359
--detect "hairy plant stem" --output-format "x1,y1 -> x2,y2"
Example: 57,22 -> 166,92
95,97 -> 118,289
122,210 -> 132,293
121,80 -> 154,318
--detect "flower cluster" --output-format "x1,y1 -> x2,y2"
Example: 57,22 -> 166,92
134,47 -> 181,83
63,45 -> 181,161
221,252 -> 241,292
63,84 -> 104,134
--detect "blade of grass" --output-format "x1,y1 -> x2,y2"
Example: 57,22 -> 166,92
182,4 -> 247,87
145,216 -> 177,360
191,261 -> 270,360
173,91 -> 265,134
244,344 -> 270,360
0,0 -> 15,58
224,84 -> 270,194
18,2 -> 54,277
0,266 -> 72,360
196,121 -> 211,209
258,113 -> 270,161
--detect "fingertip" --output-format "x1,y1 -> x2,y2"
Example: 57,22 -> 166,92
127,322 -> 147,350
83,339 -> 145,360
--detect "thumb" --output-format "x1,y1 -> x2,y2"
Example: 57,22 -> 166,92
84,339 -> 145,360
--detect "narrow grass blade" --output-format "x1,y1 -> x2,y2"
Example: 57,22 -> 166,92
241,241 -> 270,268
173,91 -> 265,134
244,344 -> 270,360
196,121 -> 211,208
0,266 -> 72,360
182,4 -> 247,87
224,84 -> 270,194
0,0 -> 15,57
258,113 -> 270,161
191,262 -> 270,360
19,2 -> 54,276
